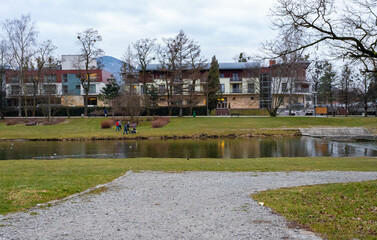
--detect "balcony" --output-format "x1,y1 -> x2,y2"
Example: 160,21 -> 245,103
294,77 -> 309,83
230,77 -> 242,82
231,89 -> 243,94
295,88 -> 310,93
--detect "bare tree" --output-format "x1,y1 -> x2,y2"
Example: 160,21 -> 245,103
132,38 -> 156,114
3,14 -> 38,117
119,46 -> 144,120
356,71 -> 372,117
157,30 -> 204,116
260,33 -> 307,117
0,40 -> 8,119
32,40 -> 57,117
40,57 -> 60,122
308,58 -> 327,107
269,0 -> 377,72
338,63 -> 354,116
76,28 -> 104,116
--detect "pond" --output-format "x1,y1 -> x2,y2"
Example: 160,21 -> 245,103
1,137 -> 376,160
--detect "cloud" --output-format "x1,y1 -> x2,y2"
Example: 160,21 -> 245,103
0,0 -> 277,61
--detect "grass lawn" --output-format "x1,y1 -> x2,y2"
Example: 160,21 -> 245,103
1,157 -> 377,215
252,181 -> 377,239
0,116 -> 376,140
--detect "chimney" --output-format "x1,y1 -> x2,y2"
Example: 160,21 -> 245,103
269,60 -> 276,66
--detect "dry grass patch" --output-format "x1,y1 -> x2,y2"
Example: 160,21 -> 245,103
7,189 -> 49,205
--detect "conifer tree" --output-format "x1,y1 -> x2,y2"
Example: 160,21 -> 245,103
206,56 -> 220,115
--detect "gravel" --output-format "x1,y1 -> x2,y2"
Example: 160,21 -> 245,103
1,171 -> 377,240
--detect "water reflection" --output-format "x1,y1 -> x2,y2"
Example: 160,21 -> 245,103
0,137 -> 376,160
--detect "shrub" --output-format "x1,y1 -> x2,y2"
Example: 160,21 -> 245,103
151,117 -> 170,128
101,119 -> 115,129
42,118 -> 66,125
6,119 -> 22,126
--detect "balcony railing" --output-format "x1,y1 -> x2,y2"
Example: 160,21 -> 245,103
231,89 -> 242,93
294,77 -> 309,83
295,88 -> 310,93
230,77 -> 242,82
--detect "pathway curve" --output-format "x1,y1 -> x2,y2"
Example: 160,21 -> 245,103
1,171 -> 377,240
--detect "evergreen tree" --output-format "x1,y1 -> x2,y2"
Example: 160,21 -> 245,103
99,77 -> 120,116
318,61 -> 337,116
206,56 -> 220,115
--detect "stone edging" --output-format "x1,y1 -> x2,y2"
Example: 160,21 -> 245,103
31,170 -> 134,210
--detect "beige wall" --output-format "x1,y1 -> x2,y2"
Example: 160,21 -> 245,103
227,95 -> 259,109
61,96 -> 83,106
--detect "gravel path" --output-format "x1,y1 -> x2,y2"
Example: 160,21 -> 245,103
1,171 -> 377,240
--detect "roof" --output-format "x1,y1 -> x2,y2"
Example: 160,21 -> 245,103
145,62 -> 260,71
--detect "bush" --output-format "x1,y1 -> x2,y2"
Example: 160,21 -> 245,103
101,119 -> 115,129
151,117 -> 170,128
6,119 -> 22,125
42,118 -> 66,125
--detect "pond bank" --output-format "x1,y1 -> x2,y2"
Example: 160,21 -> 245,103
0,128 -> 301,141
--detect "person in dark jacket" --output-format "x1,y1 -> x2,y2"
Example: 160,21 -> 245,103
123,121 -> 129,135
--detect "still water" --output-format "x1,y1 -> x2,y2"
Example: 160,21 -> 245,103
0,137 -> 376,160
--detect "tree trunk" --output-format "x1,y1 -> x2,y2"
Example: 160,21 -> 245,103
18,95 -> 22,117
48,95 -> 51,122
32,95 -> 36,117
84,95 -> 88,116
23,95 -> 28,120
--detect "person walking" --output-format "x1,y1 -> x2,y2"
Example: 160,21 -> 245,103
104,109 -> 108,117
115,120 -> 120,131
123,121 -> 130,135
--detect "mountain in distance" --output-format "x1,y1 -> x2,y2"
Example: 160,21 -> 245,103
97,56 -> 124,84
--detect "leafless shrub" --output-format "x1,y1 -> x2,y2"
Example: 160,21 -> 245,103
42,118 -> 65,125
101,119 -> 115,129
151,117 -> 170,128
6,119 -> 21,125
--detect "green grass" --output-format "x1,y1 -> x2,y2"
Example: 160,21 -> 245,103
1,157 -> 377,215
0,116 -> 376,140
252,181 -> 377,239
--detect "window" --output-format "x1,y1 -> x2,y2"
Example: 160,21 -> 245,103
10,85 -> 20,95
248,83 -> 255,93
62,74 -> 68,83
220,73 -> 224,78
231,84 -> 242,93
231,73 -> 240,81
188,84 -> 195,92
159,85 -> 165,93
44,74 -> 57,83
174,86 -> 182,94
10,75 -> 19,83
87,97 -> 97,106
26,85 -> 35,95
282,83 -> 288,92
220,84 -> 225,93
62,85 -> 68,95
89,73 -> 98,81
89,84 -> 96,94
42,85 -> 57,95
76,85 -> 81,89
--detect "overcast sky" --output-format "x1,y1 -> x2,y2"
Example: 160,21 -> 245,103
0,0 -> 278,62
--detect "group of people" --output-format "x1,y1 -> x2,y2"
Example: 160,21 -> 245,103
115,120 -> 137,135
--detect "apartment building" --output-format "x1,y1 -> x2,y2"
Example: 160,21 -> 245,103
142,60 -> 311,114
5,55 -> 111,108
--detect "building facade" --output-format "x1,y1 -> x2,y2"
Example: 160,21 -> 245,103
140,61 -> 311,114
5,55 -> 111,108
